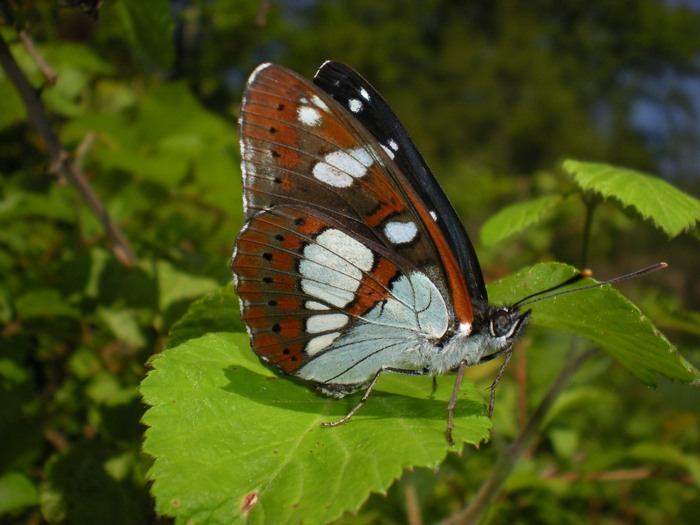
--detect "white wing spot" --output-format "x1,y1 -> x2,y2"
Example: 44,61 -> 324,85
307,313 -> 349,333
429,210 -> 438,221
381,144 -> 395,159
311,95 -> 330,111
312,147 -> 375,188
315,229 -> 374,271
306,301 -> 330,310
348,99 -> 363,113
359,87 -> 370,101
305,332 -> 341,356
299,229 -> 374,308
388,139 -> 399,151
297,106 -> 322,127
384,221 -> 418,245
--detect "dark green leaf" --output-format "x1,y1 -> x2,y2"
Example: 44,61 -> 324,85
103,0 -> 174,69
480,195 -> 563,245
15,289 -> 79,319
167,286 -> 243,347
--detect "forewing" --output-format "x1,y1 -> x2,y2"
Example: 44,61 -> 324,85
313,61 -> 488,304
239,63 -> 473,326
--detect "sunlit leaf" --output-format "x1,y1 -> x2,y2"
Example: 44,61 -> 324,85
141,333 -> 491,524
564,160 -> 700,237
0,472 -> 39,514
489,263 -> 699,385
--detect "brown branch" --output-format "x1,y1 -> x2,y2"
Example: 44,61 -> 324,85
404,471 -> 423,525
255,0 -> 270,28
1,0 -> 57,84
18,29 -> 57,85
0,29 -> 137,266
541,467 -> 654,483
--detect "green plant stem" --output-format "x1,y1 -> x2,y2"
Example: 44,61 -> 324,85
440,345 -> 596,525
580,194 -> 597,268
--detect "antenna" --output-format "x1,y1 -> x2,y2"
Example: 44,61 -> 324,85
513,262 -> 668,308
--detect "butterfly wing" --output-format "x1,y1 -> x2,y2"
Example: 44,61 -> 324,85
232,62 -> 496,392
237,63 -> 474,328
233,204 -> 449,391
313,61 -> 488,304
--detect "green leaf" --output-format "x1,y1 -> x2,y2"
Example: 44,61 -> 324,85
15,289 -> 79,319
103,0 -> 174,69
167,286 -> 243,347
141,333 -> 491,524
0,80 -> 25,131
98,307 -> 147,348
488,262 -> 700,386
155,260 -> 219,313
563,160 -> 700,237
480,195 -> 563,245
0,472 -> 39,514
627,443 -> 700,487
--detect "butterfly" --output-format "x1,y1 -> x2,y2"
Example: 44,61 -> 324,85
231,61 -> 530,443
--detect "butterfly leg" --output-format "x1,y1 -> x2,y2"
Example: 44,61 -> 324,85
489,348 -> 513,419
446,360 -> 468,445
487,348 -> 514,417
446,345 -> 516,444
321,366 -> 426,428
474,342 -> 517,417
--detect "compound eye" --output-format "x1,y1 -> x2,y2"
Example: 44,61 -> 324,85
491,309 -> 513,337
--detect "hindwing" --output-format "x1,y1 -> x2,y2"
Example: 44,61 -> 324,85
232,205 -> 449,388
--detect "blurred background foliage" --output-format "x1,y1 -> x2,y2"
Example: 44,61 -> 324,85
0,0 -> 698,523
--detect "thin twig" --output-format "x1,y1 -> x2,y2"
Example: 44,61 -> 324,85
1,0 -> 57,84
255,0 -> 270,28
19,29 -> 57,84
0,28 -> 137,266
75,131 -> 97,173
439,345 -> 596,525
404,471 -> 423,525
580,193 -> 597,268
541,467 -> 654,483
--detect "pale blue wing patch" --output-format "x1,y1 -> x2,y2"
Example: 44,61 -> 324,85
297,270 -> 449,386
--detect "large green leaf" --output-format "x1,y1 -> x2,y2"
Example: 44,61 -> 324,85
141,263 -> 698,523
141,333 -> 491,524
489,263 -> 699,386
563,160 -> 700,237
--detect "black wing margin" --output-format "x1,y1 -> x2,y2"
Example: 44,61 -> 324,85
313,61 -> 488,304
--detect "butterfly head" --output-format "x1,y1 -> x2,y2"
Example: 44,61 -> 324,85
470,304 -> 531,363
488,306 -> 530,341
